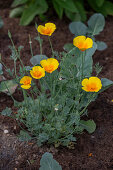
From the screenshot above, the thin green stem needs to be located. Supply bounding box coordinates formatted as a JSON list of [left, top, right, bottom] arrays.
[[79, 93, 95, 116], [50, 73, 53, 95], [29, 34, 33, 58], [14, 60, 17, 77], [42, 77, 50, 92], [8, 33, 19, 78], [19, 56, 25, 69], [52, 79, 56, 97], [64, 47, 76, 59], [0, 60, 9, 71], [22, 89, 28, 107], [81, 52, 85, 78], [8, 33, 26, 75], [40, 42, 42, 55], [54, 83, 62, 99], [9, 35, 18, 59], [48, 37, 54, 57], [38, 32, 43, 55]]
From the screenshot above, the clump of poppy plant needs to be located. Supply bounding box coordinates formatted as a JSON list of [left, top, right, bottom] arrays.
[[1, 21, 113, 148]]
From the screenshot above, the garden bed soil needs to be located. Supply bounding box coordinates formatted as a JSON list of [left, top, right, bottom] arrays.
[[0, 7, 113, 170]]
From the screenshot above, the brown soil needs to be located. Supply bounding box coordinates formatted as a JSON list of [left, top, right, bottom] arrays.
[[0, 4, 113, 170]]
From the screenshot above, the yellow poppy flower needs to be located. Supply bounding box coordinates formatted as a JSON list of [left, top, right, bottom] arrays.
[[30, 66, 45, 79], [40, 58, 59, 73], [20, 76, 32, 89], [82, 77, 102, 92], [37, 23, 56, 36], [73, 36, 93, 51]]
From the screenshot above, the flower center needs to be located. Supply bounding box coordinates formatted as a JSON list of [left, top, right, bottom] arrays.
[[44, 28, 52, 35], [78, 42, 88, 51], [24, 80, 30, 85], [45, 65, 54, 72], [87, 83, 97, 91], [33, 71, 42, 77]]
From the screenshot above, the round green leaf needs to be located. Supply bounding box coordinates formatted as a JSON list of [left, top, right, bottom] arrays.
[[30, 55, 48, 66], [96, 41, 107, 51], [80, 120, 96, 133], [87, 13, 105, 35], [69, 21, 87, 36]]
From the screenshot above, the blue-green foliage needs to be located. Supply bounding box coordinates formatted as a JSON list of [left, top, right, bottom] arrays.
[[18, 130, 32, 141], [0, 80, 18, 95], [1, 15, 113, 147], [1, 48, 112, 147], [80, 120, 96, 134], [30, 55, 48, 66], [68, 13, 107, 51], [1, 42, 113, 147], [1, 107, 12, 116], [40, 152, 62, 170]]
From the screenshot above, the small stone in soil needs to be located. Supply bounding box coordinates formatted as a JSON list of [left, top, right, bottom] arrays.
[[91, 135, 95, 139], [4, 129, 9, 134]]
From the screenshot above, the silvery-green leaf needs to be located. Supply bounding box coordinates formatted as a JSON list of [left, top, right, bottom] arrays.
[[75, 42, 97, 77], [0, 79, 18, 95], [63, 43, 76, 55], [69, 21, 87, 36], [18, 130, 32, 141], [99, 78, 113, 93], [80, 120, 96, 133], [18, 45, 24, 52], [34, 36, 43, 44], [83, 42, 97, 76], [87, 13, 105, 35], [1, 107, 12, 116], [30, 55, 48, 66], [96, 41, 107, 51], [39, 152, 62, 170], [24, 66, 32, 71]]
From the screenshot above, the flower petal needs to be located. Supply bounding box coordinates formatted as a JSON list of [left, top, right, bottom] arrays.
[[82, 78, 89, 87], [40, 58, 59, 73], [37, 23, 56, 36], [30, 66, 45, 79], [82, 77, 102, 92], [85, 38, 93, 48], [21, 84, 31, 89], [73, 36, 93, 51], [20, 76, 32, 84], [37, 25, 45, 34]]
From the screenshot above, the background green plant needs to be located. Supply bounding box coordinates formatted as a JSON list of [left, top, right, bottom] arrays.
[[10, 0, 113, 26]]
